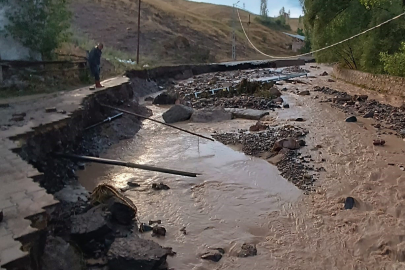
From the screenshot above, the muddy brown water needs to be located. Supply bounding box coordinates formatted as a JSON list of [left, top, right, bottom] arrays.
[[79, 105, 302, 270], [79, 65, 405, 269]]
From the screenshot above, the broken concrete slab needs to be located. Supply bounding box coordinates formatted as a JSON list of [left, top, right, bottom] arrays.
[[70, 206, 111, 241], [41, 236, 83, 270], [107, 234, 169, 270], [225, 108, 269, 120], [190, 108, 232, 123]]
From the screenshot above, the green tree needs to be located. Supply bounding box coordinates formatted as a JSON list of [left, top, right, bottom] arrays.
[[1, 0, 72, 59], [380, 42, 405, 77], [297, 28, 305, 36], [300, 0, 405, 73]]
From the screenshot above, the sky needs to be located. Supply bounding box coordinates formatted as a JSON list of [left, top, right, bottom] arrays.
[[189, 0, 303, 18]]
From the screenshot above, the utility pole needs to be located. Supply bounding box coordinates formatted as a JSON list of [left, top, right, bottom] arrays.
[[232, 1, 239, 61], [136, 0, 141, 65]]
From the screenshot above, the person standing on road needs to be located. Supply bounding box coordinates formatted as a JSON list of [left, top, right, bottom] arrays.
[[88, 43, 104, 88]]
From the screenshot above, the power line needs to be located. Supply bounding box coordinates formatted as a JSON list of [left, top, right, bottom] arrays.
[[236, 8, 405, 59]]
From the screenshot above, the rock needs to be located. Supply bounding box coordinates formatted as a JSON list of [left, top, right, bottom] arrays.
[[294, 118, 305, 122], [344, 197, 355, 209], [41, 236, 83, 270], [273, 138, 301, 151], [345, 116, 357, 122], [45, 107, 57, 113], [0, 211, 3, 222], [191, 108, 232, 123], [355, 95, 368, 102], [10, 115, 24, 122], [144, 96, 154, 102], [127, 182, 140, 187], [149, 220, 162, 225], [373, 139, 386, 146], [283, 103, 290, 108], [71, 207, 112, 242], [320, 71, 328, 76], [281, 87, 288, 91], [152, 226, 166, 237], [54, 184, 89, 203], [162, 105, 193, 123], [249, 121, 268, 132], [180, 227, 187, 235], [273, 97, 283, 103], [400, 129, 405, 136], [107, 234, 169, 270], [107, 197, 135, 225], [77, 163, 85, 170], [201, 251, 222, 262], [298, 90, 310, 96], [297, 140, 306, 146], [86, 257, 108, 267], [269, 87, 282, 97], [363, 111, 374, 118], [327, 79, 335, 82], [237, 243, 257, 257], [139, 223, 153, 233], [152, 183, 170, 190], [153, 93, 177, 105], [225, 108, 269, 120]]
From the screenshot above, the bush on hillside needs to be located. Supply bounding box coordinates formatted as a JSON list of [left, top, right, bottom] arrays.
[[0, 0, 72, 59], [254, 16, 291, 31]]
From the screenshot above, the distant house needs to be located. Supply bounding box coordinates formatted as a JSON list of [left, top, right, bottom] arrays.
[[283, 32, 305, 53], [0, 3, 41, 60]]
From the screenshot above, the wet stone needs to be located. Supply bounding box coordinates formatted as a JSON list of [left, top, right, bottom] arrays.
[[107, 234, 169, 270], [237, 243, 257, 257], [139, 223, 153, 233], [283, 103, 290, 108], [298, 90, 310, 96], [45, 107, 57, 113], [363, 111, 374, 118], [201, 251, 222, 262], [373, 139, 386, 146], [345, 116, 357, 122], [149, 220, 162, 225], [162, 104, 193, 123], [344, 197, 355, 209], [153, 92, 177, 105], [152, 183, 170, 190], [107, 197, 135, 225], [41, 236, 83, 270], [152, 226, 167, 237]]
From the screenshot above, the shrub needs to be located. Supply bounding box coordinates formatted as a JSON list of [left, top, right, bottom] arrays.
[[380, 42, 405, 77]]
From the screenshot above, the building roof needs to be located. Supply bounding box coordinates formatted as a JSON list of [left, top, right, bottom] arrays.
[[283, 32, 305, 41]]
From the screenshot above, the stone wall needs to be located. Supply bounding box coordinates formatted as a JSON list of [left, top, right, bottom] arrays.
[[333, 65, 405, 97]]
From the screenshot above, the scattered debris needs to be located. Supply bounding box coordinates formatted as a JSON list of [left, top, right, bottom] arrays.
[[320, 71, 329, 76], [327, 79, 335, 82], [149, 220, 162, 225], [152, 183, 170, 190], [363, 111, 374, 118], [345, 116, 357, 122], [237, 243, 257, 257], [249, 121, 268, 132], [298, 90, 310, 96], [283, 103, 290, 108], [152, 226, 167, 237], [139, 223, 153, 233], [344, 197, 355, 209], [373, 139, 386, 146], [180, 226, 187, 235], [45, 107, 57, 113]]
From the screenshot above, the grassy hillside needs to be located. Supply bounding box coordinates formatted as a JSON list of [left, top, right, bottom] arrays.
[[69, 0, 297, 67], [288, 18, 304, 33]]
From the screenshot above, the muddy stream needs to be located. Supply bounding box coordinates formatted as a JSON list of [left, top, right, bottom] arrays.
[[78, 68, 405, 269]]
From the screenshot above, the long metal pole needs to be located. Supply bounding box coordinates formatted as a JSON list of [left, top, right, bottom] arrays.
[[101, 105, 215, 142], [54, 153, 201, 177], [136, 0, 141, 65]]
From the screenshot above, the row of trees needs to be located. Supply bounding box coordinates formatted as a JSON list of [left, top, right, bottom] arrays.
[[0, 0, 72, 59], [300, 0, 405, 76]]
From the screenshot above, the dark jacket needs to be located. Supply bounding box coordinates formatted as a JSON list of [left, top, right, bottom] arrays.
[[88, 46, 102, 67]]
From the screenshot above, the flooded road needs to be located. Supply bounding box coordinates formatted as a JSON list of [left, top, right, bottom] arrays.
[[79, 106, 302, 270]]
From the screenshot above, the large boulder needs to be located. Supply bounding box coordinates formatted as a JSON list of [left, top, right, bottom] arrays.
[[269, 87, 282, 98], [162, 105, 193, 123], [225, 108, 269, 120], [191, 108, 232, 123], [107, 234, 169, 270], [153, 93, 177, 105]]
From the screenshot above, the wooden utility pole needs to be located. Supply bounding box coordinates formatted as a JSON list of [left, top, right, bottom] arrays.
[[136, 0, 141, 65]]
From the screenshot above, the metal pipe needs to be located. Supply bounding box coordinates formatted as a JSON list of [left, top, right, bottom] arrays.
[[101, 105, 215, 142], [84, 113, 123, 131], [54, 153, 201, 177]]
